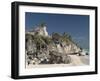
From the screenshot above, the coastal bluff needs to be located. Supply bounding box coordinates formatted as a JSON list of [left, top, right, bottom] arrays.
[[25, 24, 88, 67]]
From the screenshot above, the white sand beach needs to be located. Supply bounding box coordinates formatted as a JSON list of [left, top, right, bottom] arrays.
[[26, 55, 89, 69]]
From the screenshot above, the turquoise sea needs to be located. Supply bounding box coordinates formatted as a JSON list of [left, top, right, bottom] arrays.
[[84, 49, 89, 54]]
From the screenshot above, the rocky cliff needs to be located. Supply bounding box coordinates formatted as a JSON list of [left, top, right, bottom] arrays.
[[25, 24, 86, 66]]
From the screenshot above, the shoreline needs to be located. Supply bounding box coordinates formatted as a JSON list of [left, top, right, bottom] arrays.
[[26, 55, 89, 69]]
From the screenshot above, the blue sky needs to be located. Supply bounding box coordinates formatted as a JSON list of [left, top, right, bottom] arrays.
[[25, 12, 89, 49]]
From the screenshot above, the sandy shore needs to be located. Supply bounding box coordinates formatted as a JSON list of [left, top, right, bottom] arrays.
[[26, 55, 89, 69], [69, 55, 89, 66]]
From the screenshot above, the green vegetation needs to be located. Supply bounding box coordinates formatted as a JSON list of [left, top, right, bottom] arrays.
[[51, 32, 73, 45], [26, 23, 76, 50], [25, 24, 83, 65], [39, 22, 47, 27], [26, 33, 53, 51]]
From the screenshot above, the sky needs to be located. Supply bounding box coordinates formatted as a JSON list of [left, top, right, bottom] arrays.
[[25, 12, 89, 50]]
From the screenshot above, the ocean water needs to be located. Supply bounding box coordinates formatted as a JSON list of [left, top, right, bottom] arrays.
[[84, 49, 89, 54]]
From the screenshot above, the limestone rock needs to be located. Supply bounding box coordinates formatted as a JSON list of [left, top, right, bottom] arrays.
[[25, 24, 83, 65]]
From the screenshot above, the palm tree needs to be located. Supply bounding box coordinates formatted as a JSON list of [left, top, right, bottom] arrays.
[[52, 32, 61, 41], [42, 36, 52, 45], [61, 32, 72, 43], [39, 22, 46, 27], [63, 32, 72, 40]]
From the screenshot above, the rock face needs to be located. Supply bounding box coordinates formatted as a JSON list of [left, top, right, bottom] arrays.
[[26, 26, 48, 36], [34, 26, 48, 36], [25, 24, 85, 66], [38, 26, 48, 36]]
